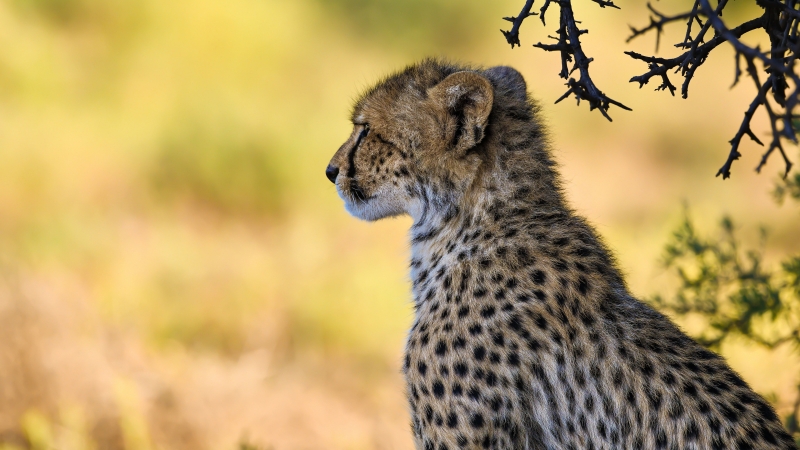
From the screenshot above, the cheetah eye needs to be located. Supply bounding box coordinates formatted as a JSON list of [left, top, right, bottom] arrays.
[[354, 124, 370, 147]]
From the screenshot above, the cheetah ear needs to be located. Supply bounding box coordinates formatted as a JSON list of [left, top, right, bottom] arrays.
[[484, 66, 527, 102], [427, 71, 494, 154]]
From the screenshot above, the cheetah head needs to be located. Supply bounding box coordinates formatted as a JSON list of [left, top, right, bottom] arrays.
[[326, 60, 528, 222]]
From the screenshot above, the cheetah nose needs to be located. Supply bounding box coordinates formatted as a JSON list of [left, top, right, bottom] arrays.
[[325, 164, 339, 184]]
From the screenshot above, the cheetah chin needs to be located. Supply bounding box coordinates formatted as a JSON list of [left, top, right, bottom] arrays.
[[326, 59, 797, 450]]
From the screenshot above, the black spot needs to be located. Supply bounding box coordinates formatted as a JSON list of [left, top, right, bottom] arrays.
[[554, 237, 569, 247], [597, 421, 607, 439], [574, 370, 586, 387], [669, 399, 685, 419], [492, 332, 505, 347], [453, 336, 466, 349], [647, 389, 662, 409], [760, 426, 777, 444], [508, 315, 523, 331], [468, 324, 482, 335], [625, 389, 636, 406], [639, 360, 654, 376], [684, 420, 699, 440], [531, 270, 547, 285], [577, 277, 590, 295], [612, 368, 623, 387], [447, 413, 458, 428], [532, 313, 548, 329], [709, 379, 729, 395], [480, 306, 496, 318], [578, 413, 587, 431], [435, 340, 447, 356], [655, 429, 667, 448], [727, 372, 748, 388], [432, 380, 445, 398], [454, 362, 468, 377], [470, 413, 485, 428], [418, 361, 428, 376], [720, 404, 738, 422], [683, 381, 698, 398], [473, 346, 486, 361]]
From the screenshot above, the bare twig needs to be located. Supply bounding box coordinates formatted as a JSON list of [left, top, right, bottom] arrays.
[[625, 0, 799, 179], [503, 0, 627, 120], [505, 0, 800, 179], [697, 0, 798, 178], [626, 16, 766, 99], [626, 3, 695, 52], [501, 0, 537, 48]]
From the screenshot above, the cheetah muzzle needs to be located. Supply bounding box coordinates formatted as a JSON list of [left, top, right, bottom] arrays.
[[326, 59, 797, 450]]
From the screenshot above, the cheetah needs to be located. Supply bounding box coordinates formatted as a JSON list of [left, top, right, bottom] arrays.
[[325, 59, 797, 449]]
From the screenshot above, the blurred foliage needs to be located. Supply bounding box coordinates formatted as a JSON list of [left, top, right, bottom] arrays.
[[313, 0, 487, 50], [148, 119, 288, 218], [10, 0, 143, 30], [774, 172, 800, 205], [653, 210, 800, 443]]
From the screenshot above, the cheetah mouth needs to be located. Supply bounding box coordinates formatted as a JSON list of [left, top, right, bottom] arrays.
[[349, 181, 370, 203], [337, 177, 373, 204]]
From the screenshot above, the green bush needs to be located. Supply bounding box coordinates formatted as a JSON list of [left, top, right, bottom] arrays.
[[653, 211, 800, 443]]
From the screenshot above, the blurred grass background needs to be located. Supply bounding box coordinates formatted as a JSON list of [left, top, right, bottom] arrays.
[[0, 0, 797, 448]]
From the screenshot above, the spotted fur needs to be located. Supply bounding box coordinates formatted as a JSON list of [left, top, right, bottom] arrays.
[[326, 59, 796, 450]]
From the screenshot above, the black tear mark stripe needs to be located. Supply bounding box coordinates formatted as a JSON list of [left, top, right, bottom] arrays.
[[347, 127, 369, 178]]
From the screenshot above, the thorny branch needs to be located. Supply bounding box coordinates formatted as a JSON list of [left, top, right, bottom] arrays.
[[626, 0, 800, 179], [504, 0, 800, 179], [501, 0, 537, 49], [501, 0, 629, 121], [626, 3, 696, 52]]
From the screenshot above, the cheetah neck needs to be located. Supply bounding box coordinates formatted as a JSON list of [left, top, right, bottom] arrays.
[[408, 184, 550, 306], [407, 155, 625, 312]]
